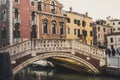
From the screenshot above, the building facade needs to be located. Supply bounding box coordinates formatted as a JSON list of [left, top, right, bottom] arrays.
[[65, 9, 93, 45], [93, 20, 112, 48], [0, 0, 66, 48], [106, 32, 120, 51], [106, 16, 120, 33], [38, 0, 66, 39]]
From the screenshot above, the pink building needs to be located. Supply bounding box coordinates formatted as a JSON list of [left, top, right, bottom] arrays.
[[0, 0, 39, 48]]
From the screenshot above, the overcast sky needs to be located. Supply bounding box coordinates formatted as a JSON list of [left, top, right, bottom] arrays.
[[58, 0, 120, 21]]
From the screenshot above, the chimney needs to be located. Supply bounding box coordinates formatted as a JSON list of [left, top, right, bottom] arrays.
[[70, 7, 72, 12], [85, 12, 88, 17]]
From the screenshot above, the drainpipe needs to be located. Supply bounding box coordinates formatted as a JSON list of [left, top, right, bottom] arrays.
[[9, 0, 13, 45]]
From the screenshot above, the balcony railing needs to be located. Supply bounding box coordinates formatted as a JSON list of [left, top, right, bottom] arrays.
[[14, 18, 20, 24], [31, 20, 37, 26]]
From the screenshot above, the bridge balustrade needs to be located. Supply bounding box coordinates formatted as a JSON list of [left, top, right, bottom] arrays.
[[0, 39, 105, 60]]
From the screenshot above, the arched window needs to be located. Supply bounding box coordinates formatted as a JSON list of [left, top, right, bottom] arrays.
[[43, 19, 48, 34], [1, 27, 7, 39], [51, 1, 55, 13], [1, 9, 6, 21], [31, 25, 37, 38], [31, 12, 35, 20], [14, 23, 20, 38], [15, 8, 19, 18], [38, 1, 42, 11], [60, 22, 64, 35], [52, 20, 56, 34]]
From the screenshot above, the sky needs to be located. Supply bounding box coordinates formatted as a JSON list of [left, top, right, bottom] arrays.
[[58, 0, 120, 21]]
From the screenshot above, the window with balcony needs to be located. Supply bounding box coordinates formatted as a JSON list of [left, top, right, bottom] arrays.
[[1, 9, 6, 21], [1, 27, 7, 39], [52, 21, 56, 34], [60, 22, 64, 35], [43, 19, 48, 34], [51, 1, 55, 13]]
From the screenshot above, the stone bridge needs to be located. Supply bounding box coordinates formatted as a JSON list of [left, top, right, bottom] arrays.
[[0, 39, 106, 74]]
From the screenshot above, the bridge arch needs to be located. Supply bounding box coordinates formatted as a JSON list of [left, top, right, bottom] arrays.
[[13, 52, 100, 75]]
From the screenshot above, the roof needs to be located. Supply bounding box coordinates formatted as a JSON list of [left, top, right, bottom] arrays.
[[65, 11, 92, 19]]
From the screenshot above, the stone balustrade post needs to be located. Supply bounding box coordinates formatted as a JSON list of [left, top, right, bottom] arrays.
[[106, 55, 110, 67], [118, 56, 120, 68]]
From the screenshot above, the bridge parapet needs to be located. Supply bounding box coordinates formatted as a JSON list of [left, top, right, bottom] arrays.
[[0, 39, 105, 60]]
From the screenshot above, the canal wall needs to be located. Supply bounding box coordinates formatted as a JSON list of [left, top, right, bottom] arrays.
[[0, 52, 13, 80], [105, 67, 120, 76]]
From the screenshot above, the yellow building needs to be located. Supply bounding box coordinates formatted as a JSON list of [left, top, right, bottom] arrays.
[[65, 8, 93, 45]]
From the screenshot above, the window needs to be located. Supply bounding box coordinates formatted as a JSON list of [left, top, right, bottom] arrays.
[[51, 1, 55, 13], [82, 21, 86, 27], [44, 4, 46, 10], [113, 23, 115, 25], [78, 29, 81, 37], [67, 18, 70, 23], [90, 23, 92, 27], [31, 25, 37, 38], [103, 28, 106, 32], [78, 20, 80, 26], [118, 22, 120, 24], [98, 34, 100, 38], [43, 19, 48, 34], [90, 31, 93, 36], [1, 9, 6, 21], [74, 19, 77, 24], [110, 38, 113, 43], [74, 29, 76, 35], [31, 12, 35, 20], [82, 30, 87, 37], [31, 1, 35, 6], [98, 27, 100, 31], [1, 27, 7, 39], [38, 1, 42, 11], [52, 21, 56, 34], [60, 22, 64, 35], [14, 23, 20, 38], [118, 27, 120, 30], [15, 8, 19, 18], [14, 0, 18, 3], [68, 28, 70, 34], [113, 28, 115, 31]]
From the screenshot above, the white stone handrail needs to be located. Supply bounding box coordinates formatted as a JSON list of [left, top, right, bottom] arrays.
[[0, 39, 105, 60]]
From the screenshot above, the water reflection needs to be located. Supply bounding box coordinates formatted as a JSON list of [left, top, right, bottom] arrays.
[[14, 65, 119, 80]]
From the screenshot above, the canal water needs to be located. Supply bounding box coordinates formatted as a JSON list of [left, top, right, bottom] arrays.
[[14, 65, 119, 80]]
